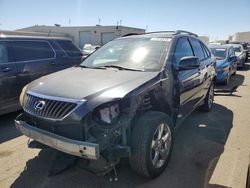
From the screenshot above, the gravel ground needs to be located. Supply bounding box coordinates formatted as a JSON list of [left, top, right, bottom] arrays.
[[0, 64, 250, 188]]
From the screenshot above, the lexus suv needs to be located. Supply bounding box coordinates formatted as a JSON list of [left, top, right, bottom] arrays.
[[15, 30, 216, 178]]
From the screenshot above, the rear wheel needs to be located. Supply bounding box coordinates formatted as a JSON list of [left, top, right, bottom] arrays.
[[130, 111, 174, 178], [199, 82, 214, 112], [222, 75, 230, 85]]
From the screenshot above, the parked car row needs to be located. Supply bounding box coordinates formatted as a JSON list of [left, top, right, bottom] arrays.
[[0, 35, 83, 115], [209, 42, 249, 85]]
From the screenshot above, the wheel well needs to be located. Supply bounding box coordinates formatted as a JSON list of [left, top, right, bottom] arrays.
[[140, 91, 172, 116]]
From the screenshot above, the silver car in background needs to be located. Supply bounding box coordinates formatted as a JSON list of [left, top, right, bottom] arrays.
[[226, 44, 247, 67]]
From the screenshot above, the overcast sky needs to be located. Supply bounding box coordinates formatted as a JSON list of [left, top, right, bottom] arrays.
[[0, 0, 250, 40]]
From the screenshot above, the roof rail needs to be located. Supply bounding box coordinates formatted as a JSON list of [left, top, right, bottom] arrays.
[[122, 33, 140, 37], [145, 31, 176, 35], [144, 30, 198, 37], [175, 30, 198, 37]]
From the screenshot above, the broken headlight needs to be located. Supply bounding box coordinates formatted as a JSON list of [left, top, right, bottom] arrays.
[[93, 101, 120, 125]]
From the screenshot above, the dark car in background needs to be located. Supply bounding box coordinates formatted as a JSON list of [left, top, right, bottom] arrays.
[[15, 30, 216, 178], [209, 45, 237, 85], [0, 35, 83, 115]]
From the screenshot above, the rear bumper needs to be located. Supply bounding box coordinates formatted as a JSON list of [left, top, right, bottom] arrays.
[[15, 117, 100, 160]]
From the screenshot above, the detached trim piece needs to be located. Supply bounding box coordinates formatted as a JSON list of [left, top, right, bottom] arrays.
[[15, 119, 99, 160]]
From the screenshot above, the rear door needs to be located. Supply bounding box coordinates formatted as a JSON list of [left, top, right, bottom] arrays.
[[0, 41, 19, 113], [53, 40, 82, 70], [174, 37, 201, 118], [190, 38, 211, 99], [11, 40, 56, 90]]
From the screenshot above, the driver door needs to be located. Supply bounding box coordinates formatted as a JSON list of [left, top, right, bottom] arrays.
[[174, 37, 201, 120], [0, 41, 19, 113]]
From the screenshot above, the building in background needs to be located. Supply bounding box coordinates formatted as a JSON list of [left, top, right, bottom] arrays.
[[16, 25, 145, 48], [209, 40, 228, 45], [198, 36, 209, 44], [230, 31, 250, 42]]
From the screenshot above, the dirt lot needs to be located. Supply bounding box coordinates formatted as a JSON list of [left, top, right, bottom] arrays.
[[0, 65, 250, 188]]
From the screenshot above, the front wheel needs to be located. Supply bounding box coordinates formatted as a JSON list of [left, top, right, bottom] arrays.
[[199, 82, 214, 112], [130, 111, 174, 178]]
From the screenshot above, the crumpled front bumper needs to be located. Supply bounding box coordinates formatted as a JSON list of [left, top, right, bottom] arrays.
[[15, 115, 100, 160]]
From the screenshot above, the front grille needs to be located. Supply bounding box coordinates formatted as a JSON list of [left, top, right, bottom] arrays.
[[24, 93, 77, 120]]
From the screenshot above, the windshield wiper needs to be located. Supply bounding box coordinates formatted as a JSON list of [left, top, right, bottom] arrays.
[[98, 65, 144, 72], [79, 65, 106, 69]]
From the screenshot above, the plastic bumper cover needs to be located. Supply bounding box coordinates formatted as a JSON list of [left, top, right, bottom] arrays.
[[15, 119, 100, 160]]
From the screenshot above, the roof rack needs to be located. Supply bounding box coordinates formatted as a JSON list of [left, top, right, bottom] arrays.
[[122, 33, 140, 37], [175, 30, 198, 37], [144, 30, 198, 37]]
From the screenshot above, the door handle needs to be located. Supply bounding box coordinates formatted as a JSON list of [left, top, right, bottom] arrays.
[[2, 67, 11, 72], [50, 62, 55, 65]]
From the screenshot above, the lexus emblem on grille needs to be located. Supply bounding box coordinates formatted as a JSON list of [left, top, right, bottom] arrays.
[[34, 100, 46, 111]]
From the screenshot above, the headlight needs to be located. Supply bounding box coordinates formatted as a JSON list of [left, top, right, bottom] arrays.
[[93, 102, 120, 125], [19, 85, 28, 107]]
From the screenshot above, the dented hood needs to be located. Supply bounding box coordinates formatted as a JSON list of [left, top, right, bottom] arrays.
[[27, 67, 159, 100]]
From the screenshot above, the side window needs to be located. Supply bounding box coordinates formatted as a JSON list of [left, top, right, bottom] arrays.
[[201, 43, 211, 59], [56, 40, 82, 57], [0, 42, 9, 64], [11, 41, 54, 62], [204, 45, 211, 57], [190, 38, 205, 60], [174, 37, 194, 64], [231, 48, 235, 56], [201, 45, 208, 59]]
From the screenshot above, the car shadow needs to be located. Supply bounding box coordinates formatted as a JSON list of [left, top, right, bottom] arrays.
[[0, 111, 22, 144], [214, 74, 245, 97], [10, 103, 233, 188], [238, 63, 250, 71]]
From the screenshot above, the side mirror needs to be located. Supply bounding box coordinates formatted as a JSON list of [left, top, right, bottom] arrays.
[[179, 56, 200, 71]]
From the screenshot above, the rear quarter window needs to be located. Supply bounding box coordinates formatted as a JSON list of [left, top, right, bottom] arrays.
[[190, 38, 205, 60], [56, 40, 82, 57], [11, 40, 54, 62]]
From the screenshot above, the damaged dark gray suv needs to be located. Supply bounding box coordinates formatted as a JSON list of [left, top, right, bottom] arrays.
[[15, 30, 216, 178]]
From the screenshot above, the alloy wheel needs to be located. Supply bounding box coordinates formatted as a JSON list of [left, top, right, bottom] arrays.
[[151, 123, 172, 168]]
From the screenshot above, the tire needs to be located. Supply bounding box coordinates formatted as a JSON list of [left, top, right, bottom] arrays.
[[199, 82, 214, 112], [222, 76, 229, 85], [129, 111, 174, 178]]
